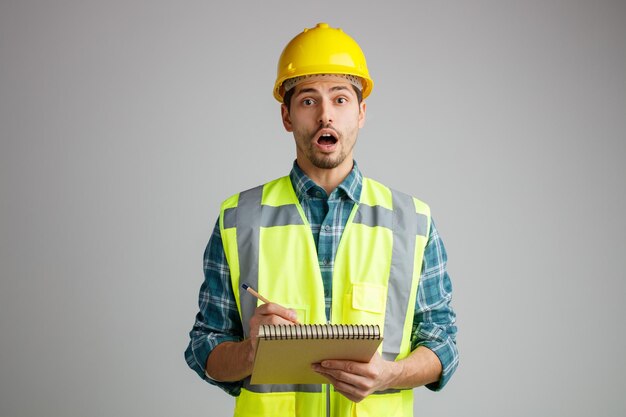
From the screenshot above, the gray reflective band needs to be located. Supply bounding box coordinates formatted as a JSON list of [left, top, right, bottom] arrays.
[[261, 204, 304, 227], [415, 212, 428, 237], [382, 190, 419, 361], [244, 379, 401, 394], [223, 207, 237, 229], [234, 188, 306, 337], [353, 204, 393, 229], [223, 205, 303, 230], [353, 202, 427, 238], [236, 186, 264, 338], [373, 388, 402, 395], [243, 379, 322, 393]]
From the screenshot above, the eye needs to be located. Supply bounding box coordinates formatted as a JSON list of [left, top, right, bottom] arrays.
[[302, 98, 315, 106], [336, 97, 348, 104]]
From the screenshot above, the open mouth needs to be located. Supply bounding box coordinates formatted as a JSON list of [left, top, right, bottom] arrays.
[[317, 132, 338, 146]]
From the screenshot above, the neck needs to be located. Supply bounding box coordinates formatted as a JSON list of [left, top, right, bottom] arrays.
[[296, 157, 353, 195]]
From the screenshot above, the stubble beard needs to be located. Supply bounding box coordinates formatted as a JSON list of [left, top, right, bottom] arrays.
[[296, 128, 357, 170], [307, 144, 347, 169]]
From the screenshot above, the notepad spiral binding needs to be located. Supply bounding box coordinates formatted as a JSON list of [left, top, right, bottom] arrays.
[[258, 324, 380, 340]]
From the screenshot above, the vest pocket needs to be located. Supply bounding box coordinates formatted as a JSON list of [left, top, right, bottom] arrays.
[[343, 283, 386, 326], [352, 283, 386, 313]]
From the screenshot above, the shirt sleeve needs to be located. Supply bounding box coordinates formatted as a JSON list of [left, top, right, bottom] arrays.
[[411, 219, 459, 391], [184, 218, 245, 396]]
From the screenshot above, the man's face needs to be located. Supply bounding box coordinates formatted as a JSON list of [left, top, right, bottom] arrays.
[[281, 80, 366, 173]]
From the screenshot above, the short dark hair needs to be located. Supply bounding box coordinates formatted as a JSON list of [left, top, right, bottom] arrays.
[[282, 84, 363, 112]]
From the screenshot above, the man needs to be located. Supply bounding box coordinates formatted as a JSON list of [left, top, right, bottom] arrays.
[[185, 23, 458, 416]]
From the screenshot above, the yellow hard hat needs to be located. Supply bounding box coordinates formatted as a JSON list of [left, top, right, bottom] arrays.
[[273, 23, 373, 102]]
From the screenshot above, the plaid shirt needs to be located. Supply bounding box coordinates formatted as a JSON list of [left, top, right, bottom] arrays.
[[185, 161, 458, 395]]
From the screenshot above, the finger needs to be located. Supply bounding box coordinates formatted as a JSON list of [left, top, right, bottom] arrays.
[[249, 304, 297, 340], [319, 360, 372, 378], [313, 363, 370, 389], [312, 368, 368, 402], [255, 303, 298, 322], [334, 387, 366, 403]]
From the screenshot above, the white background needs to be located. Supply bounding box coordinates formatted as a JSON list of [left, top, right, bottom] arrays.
[[1, 1, 625, 416]]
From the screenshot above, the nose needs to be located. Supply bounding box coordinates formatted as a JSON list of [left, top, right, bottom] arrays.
[[318, 99, 333, 125]]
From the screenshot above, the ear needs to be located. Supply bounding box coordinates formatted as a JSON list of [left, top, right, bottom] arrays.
[[281, 104, 293, 132], [358, 100, 367, 128]]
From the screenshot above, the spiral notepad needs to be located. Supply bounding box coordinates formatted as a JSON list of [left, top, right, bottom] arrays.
[[251, 324, 382, 385], [258, 324, 381, 340]]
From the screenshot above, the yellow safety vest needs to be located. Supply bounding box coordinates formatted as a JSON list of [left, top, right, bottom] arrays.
[[219, 176, 431, 417]]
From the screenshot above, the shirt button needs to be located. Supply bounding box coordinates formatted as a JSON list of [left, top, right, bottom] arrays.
[[323, 225, 331, 232], [315, 191, 323, 198], [322, 258, 329, 265]]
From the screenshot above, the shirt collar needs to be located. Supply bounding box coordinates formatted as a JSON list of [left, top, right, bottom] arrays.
[[289, 160, 362, 203]]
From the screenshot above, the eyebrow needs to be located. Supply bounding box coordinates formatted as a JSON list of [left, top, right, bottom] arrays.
[[295, 85, 351, 97]]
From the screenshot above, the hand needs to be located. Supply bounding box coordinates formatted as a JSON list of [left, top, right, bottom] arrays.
[[312, 352, 401, 402], [248, 302, 298, 354], [205, 303, 297, 382]]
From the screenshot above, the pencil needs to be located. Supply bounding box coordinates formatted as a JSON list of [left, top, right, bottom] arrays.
[[241, 283, 272, 304]]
